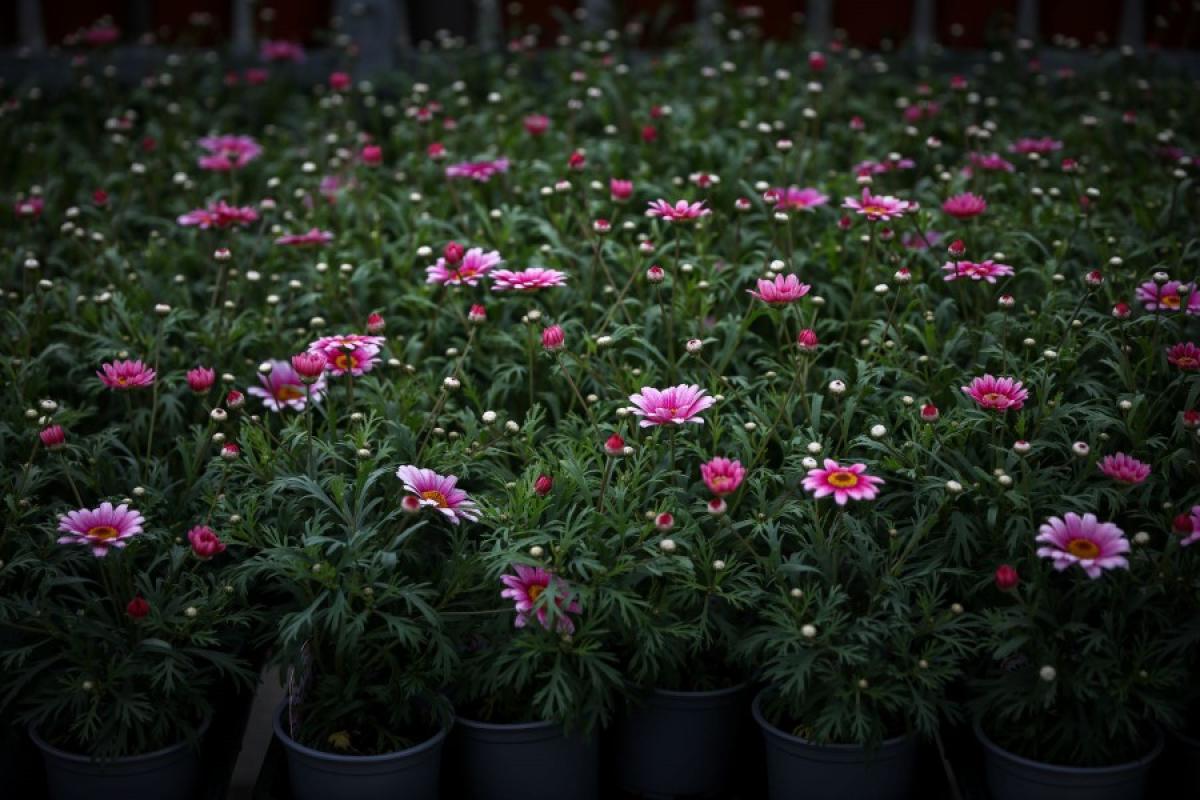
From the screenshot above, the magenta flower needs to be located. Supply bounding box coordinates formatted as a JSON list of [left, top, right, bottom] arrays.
[[748, 274, 812, 304], [500, 564, 581, 634], [1009, 136, 1063, 154], [902, 230, 943, 250], [802, 460, 885, 505], [853, 157, 915, 176], [523, 114, 550, 135], [700, 457, 746, 497], [425, 247, 503, 286], [1136, 280, 1197, 313], [962, 374, 1029, 411], [177, 201, 260, 229], [490, 267, 568, 292], [97, 359, 156, 390], [646, 198, 711, 223], [966, 152, 1016, 173], [57, 502, 145, 557], [610, 179, 634, 202], [307, 334, 386, 377], [629, 384, 716, 427], [1167, 342, 1200, 371], [772, 187, 829, 211], [187, 525, 226, 560], [941, 192, 988, 219], [1036, 513, 1129, 578], [395, 465, 480, 524], [842, 188, 913, 221], [445, 158, 510, 182], [187, 366, 216, 393], [259, 39, 305, 62], [1097, 453, 1151, 485], [197, 134, 262, 171], [1183, 506, 1200, 547], [248, 360, 325, 411], [941, 260, 1015, 283], [275, 228, 333, 247]]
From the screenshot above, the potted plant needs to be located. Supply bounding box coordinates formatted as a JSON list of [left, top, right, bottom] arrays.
[[970, 509, 1196, 800]]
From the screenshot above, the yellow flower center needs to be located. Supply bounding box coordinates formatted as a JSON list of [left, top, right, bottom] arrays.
[[1178, 356, 1198, 368], [334, 353, 355, 371], [827, 471, 859, 488], [276, 385, 304, 402], [528, 585, 544, 602], [983, 392, 1006, 405], [710, 476, 729, 489], [864, 204, 888, 215], [1066, 538, 1100, 559], [117, 377, 128, 385], [421, 490, 448, 508], [1162, 294, 1180, 309], [87, 525, 120, 540]]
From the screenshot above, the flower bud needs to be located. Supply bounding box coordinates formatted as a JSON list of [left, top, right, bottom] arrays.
[[994, 564, 1019, 591], [534, 474, 553, 496]]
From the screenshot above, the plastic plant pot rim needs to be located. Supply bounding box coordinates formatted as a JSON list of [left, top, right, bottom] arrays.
[[640, 682, 750, 700], [453, 715, 563, 733], [973, 718, 1165, 774], [29, 712, 211, 765], [751, 687, 914, 750], [273, 701, 451, 763]]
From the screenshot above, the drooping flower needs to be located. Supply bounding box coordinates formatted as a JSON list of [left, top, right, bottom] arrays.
[[842, 188, 913, 221], [490, 267, 568, 292], [629, 384, 716, 427], [962, 375, 1029, 411], [445, 157, 510, 182], [97, 359, 156, 390], [646, 198, 711, 223], [275, 228, 333, 247], [700, 457, 746, 497], [771, 187, 828, 211], [57, 502, 145, 557], [306, 334, 386, 377], [802, 460, 885, 505], [1136, 280, 1197, 313], [1097, 453, 1151, 485], [1036, 513, 1129, 578], [425, 247, 503, 286], [941, 260, 1015, 283], [500, 564, 581, 634], [941, 192, 988, 219], [247, 360, 326, 411], [395, 465, 480, 524], [197, 134, 262, 171], [1167, 342, 1200, 371], [177, 201, 260, 229], [187, 525, 226, 559], [748, 274, 812, 304]]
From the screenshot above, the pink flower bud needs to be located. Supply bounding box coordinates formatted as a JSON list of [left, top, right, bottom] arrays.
[[187, 366, 216, 393], [361, 145, 382, 166], [948, 239, 966, 256], [468, 304, 487, 324], [40, 424, 66, 450], [707, 498, 727, 516], [1085, 270, 1103, 287], [126, 596, 150, 619], [542, 325, 565, 351], [994, 564, 1019, 591], [366, 312, 386, 334], [568, 150, 586, 170], [401, 495, 422, 513], [221, 443, 240, 461], [225, 390, 245, 409], [187, 525, 226, 560], [604, 434, 625, 456], [444, 241, 465, 264], [646, 265, 665, 283], [796, 329, 819, 352], [1112, 302, 1131, 319], [920, 403, 940, 422], [655, 512, 675, 531], [329, 71, 351, 91], [291, 352, 327, 383], [534, 474, 553, 496]]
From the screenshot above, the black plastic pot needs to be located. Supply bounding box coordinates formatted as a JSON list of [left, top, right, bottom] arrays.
[[613, 683, 749, 798], [449, 716, 598, 800], [751, 689, 917, 800], [974, 719, 1164, 800], [273, 702, 448, 800], [29, 715, 210, 800]]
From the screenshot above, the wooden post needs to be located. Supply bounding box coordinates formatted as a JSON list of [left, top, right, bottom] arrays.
[[17, 0, 46, 51]]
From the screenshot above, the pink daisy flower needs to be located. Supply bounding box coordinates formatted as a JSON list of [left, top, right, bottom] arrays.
[[1036, 513, 1129, 578], [941, 260, 1015, 283], [197, 134, 262, 171], [610, 179, 634, 202], [748, 274, 812, 304], [1182, 506, 1200, 547], [445, 157, 510, 182], [1097, 453, 1151, 485], [646, 198, 712, 223], [97, 359, 156, 390], [247, 360, 325, 412], [307, 334, 386, 377], [500, 564, 581, 634], [802, 460, 885, 505], [490, 267, 568, 292], [425, 247, 503, 286], [1135, 280, 1197, 313], [177, 201, 260, 229], [842, 188, 913, 221], [853, 157, 915, 176], [941, 192, 988, 219], [700, 457, 746, 497], [1167, 342, 1200, 371], [275, 228, 333, 247], [962, 374, 1029, 411], [772, 187, 829, 211], [57, 502, 145, 557], [629, 384, 716, 427], [1009, 136, 1063, 155], [395, 465, 480, 524], [966, 152, 1016, 173]]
